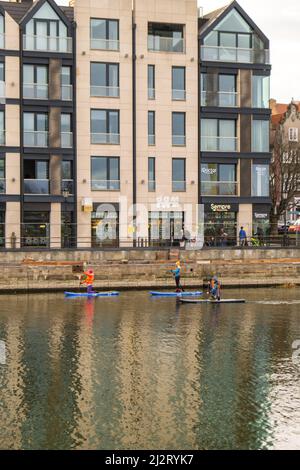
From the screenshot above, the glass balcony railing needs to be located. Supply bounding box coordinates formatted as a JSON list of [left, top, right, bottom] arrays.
[[90, 38, 119, 51], [148, 88, 155, 100], [24, 131, 48, 147], [172, 89, 186, 101], [24, 179, 49, 195], [201, 91, 238, 108], [0, 130, 5, 145], [90, 86, 120, 98], [0, 33, 5, 49], [23, 34, 72, 53], [91, 180, 120, 191], [201, 136, 238, 152], [148, 180, 156, 192], [172, 135, 186, 146], [0, 178, 5, 193], [148, 135, 156, 146], [61, 132, 73, 148], [148, 35, 185, 53], [201, 181, 238, 196], [23, 83, 48, 100], [172, 181, 186, 192], [61, 85, 72, 101], [0, 81, 5, 99], [201, 46, 270, 64], [91, 133, 120, 145], [62, 179, 74, 195]]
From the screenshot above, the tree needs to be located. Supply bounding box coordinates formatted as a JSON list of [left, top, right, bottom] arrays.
[[270, 124, 300, 234]]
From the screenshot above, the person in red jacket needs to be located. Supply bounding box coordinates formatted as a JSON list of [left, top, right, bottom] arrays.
[[80, 268, 95, 294]]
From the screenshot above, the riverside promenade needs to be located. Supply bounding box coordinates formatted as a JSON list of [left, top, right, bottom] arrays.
[[0, 248, 299, 292]]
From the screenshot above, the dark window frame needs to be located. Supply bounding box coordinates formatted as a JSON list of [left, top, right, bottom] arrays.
[[90, 62, 120, 87], [90, 18, 119, 41], [90, 109, 120, 135], [91, 156, 120, 191]]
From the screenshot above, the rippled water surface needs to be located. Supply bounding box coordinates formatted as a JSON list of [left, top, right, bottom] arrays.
[[0, 288, 300, 450]]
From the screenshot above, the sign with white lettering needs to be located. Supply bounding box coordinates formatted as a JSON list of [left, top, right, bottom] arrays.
[[210, 203, 232, 212]]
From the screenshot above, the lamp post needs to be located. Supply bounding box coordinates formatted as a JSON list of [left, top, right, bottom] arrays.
[[283, 193, 288, 247]]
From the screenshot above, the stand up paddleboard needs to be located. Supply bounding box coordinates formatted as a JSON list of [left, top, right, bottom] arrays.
[[150, 291, 203, 297], [64, 292, 120, 298], [179, 298, 246, 304]]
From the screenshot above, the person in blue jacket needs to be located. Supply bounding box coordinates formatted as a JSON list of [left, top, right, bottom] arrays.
[[171, 261, 184, 292]]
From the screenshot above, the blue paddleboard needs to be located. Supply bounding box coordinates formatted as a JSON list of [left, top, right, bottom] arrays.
[[150, 291, 203, 297], [64, 291, 120, 298]]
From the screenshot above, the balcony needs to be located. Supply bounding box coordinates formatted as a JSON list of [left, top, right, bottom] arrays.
[[172, 181, 186, 192], [0, 33, 5, 49], [91, 180, 120, 191], [90, 38, 119, 51], [201, 181, 238, 196], [62, 179, 74, 195], [24, 179, 49, 195], [23, 34, 72, 53], [148, 88, 155, 100], [201, 46, 270, 64], [148, 180, 156, 192], [61, 132, 73, 148], [23, 83, 48, 100], [0, 178, 5, 193], [201, 91, 238, 108], [90, 86, 120, 98], [148, 135, 156, 146], [0, 130, 5, 146], [91, 133, 120, 145], [172, 135, 186, 146], [24, 131, 48, 147], [148, 36, 185, 53], [61, 85, 72, 101], [201, 136, 238, 152], [172, 89, 186, 101]]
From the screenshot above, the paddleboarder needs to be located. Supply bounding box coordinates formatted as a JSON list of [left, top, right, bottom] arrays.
[[207, 275, 221, 301], [171, 261, 184, 293], [80, 268, 95, 294]]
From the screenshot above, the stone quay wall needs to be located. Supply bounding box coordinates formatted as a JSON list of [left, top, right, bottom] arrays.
[[0, 248, 299, 292]]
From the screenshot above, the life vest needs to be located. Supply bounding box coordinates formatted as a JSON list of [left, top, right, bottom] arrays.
[[83, 271, 94, 285]]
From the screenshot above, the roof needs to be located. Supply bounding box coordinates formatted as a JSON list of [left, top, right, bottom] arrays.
[[271, 101, 300, 126], [199, 2, 231, 35], [0, 0, 73, 24]]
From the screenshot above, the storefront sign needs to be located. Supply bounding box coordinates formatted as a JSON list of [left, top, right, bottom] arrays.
[[156, 196, 180, 210], [201, 167, 217, 175], [254, 213, 269, 220], [81, 198, 93, 213], [210, 203, 232, 212]]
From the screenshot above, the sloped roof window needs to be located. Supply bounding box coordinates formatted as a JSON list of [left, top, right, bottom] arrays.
[[215, 8, 252, 33]]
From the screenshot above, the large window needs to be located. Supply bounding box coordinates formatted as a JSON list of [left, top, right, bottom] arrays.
[[201, 118, 236, 152], [61, 66, 72, 100], [172, 158, 186, 192], [22, 211, 50, 248], [0, 62, 4, 98], [252, 75, 270, 108], [201, 73, 237, 107], [148, 157, 156, 191], [24, 112, 48, 147], [91, 62, 119, 97], [148, 65, 155, 100], [148, 111, 155, 145], [148, 22, 185, 53], [91, 109, 120, 144], [252, 120, 269, 152], [0, 111, 4, 145], [172, 67, 185, 101], [0, 15, 4, 49], [23, 65, 48, 99], [201, 163, 237, 195], [91, 157, 120, 191], [0, 156, 5, 193], [62, 160, 73, 195], [90, 19, 119, 50], [172, 112, 186, 146], [61, 114, 72, 148], [92, 204, 119, 248], [252, 164, 270, 197], [24, 160, 49, 195]]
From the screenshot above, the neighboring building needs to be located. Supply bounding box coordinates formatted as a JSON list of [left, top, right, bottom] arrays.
[[270, 99, 300, 223], [0, 0, 271, 249]]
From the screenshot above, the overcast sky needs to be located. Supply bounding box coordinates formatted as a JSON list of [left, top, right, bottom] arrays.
[[56, 0, 299, 103]]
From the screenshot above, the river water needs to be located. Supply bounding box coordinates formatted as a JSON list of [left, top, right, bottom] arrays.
[[0, 288, 299, 450]]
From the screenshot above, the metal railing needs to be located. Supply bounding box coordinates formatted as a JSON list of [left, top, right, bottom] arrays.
[[24, 179, 49, 195], [0, 178, 5, 193], [61, 132, 73, 148], [148, 88, 155, 100], [90, 86, 120, 98], [201, 136, 238, 152], [21, 223, 50, 248], [172, 181, 186, 192], [24, 131, 48, 147], [148, 180, 156, 192], [91, 180, 120, 191], [172, 135, 186, 146], [201, 46, 270, 64], [61, 85, 73, 101], [0, 130, 5, 146], [23, 34, 72, 53], [148, 35, 185, 53], [201, 91, 238, 108], [62, 179, 74, 195], [23, 83, 48, 100], [201, 181, 238, 196], [91, 133, 120, 144], [148, 135, 156, 146], [172, 89, 186, 101], [90, 38, 119, 51], [0, 33, 5, 49]]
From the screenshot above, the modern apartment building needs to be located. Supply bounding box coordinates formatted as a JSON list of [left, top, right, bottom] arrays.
[[0, 0, 271, 249]]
